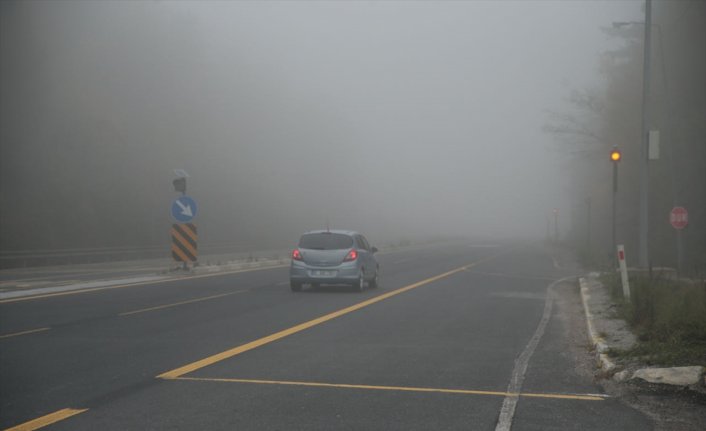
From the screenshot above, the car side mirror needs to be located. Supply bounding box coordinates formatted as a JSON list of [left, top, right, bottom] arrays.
[[371, 247, 378, 254]]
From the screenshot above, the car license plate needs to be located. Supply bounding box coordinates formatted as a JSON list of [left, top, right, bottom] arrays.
[[312, 270, 335, 277]]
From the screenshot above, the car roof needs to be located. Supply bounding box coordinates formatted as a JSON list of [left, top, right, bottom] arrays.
[[301, 229, 359, 237]]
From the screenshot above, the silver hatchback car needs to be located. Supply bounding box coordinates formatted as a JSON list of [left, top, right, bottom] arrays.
[[289, 230, 379, 292]]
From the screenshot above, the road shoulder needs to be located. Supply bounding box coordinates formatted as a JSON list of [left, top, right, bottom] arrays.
[[579, 273, 706, 430]]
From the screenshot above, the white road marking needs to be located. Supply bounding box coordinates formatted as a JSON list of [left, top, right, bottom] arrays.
[[119, 290, 247, 316], [494, 275, 576, 431]]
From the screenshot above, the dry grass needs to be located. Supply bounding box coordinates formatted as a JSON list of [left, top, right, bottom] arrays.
[[601, 272, 706, 367]]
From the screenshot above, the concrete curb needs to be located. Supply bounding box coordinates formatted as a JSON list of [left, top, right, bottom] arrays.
[[579, 275, 616, 372], [579, 273, 706, 390], [0, 275, 171, 300], [190, 258, 287, 275], [0, 260, 289, 301], [631, 366, 705, 387]]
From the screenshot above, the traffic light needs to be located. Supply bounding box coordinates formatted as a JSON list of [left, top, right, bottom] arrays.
[[172, 177, 186, 194], [610, 148, 622, 162]]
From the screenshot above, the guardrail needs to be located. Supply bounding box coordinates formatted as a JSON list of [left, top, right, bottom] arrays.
[[0, 243, 287, 269]]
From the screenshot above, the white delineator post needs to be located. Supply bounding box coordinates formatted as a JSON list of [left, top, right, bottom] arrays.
[[617, 244, 630, 300]]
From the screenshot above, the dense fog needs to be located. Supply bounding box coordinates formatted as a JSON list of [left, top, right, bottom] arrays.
[[1, 1, 645, 251]]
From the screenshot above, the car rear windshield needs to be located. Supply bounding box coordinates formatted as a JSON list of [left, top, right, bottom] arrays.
[[298, 233, 353, 250]]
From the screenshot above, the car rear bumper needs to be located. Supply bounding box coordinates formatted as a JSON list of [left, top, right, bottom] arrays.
[[289, 261, 359, 285]]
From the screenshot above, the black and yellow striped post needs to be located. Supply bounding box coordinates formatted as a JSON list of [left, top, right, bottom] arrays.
[[171, 223, 198, 267]]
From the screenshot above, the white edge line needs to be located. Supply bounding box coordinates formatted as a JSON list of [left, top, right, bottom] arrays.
[[494, 275, 575, 431]]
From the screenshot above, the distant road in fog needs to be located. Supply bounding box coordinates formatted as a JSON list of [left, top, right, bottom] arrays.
[[0, 241, 651, 430]]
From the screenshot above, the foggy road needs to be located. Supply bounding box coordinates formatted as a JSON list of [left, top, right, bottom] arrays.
[[0, 241, 651, 430], [2, 1, 704, 428]]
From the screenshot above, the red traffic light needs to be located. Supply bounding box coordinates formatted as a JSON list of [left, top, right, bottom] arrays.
[[610, 148, 622, 162]]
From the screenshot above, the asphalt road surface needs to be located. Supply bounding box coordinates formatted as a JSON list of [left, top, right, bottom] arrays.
[[0, 241, 652, 430]]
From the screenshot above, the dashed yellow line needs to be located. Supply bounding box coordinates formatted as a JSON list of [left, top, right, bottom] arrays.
[[119, 290, 248, 316], [172, 376, 607, 401], [3, 408, 88, 431], [0, 327, 51, 340], [158, 261, 482, 380]]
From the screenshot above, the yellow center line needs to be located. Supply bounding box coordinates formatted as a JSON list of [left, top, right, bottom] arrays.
[[0, 264, 288, 304], [119, 290, 248, 316], [157, 260, 489, 380], [172, 376, 607, 402], [0, 327, 51, 340], [3, 408, 88, 431]]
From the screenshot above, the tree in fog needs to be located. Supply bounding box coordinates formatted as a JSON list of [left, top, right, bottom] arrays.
[[547, 1, 706, 272]]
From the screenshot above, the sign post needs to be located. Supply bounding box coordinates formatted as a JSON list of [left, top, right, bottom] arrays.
[[617, 244, 630, 300], [171, 223, 198, 264], [170, 181, 198, 269], [170, 197, 198, 269], [670, 206, 688, 275]]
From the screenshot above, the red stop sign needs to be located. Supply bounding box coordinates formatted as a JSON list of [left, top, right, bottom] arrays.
[[670, 207, 688, 230]]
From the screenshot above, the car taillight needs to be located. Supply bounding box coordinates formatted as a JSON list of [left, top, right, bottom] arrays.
[[292, 249, 303, 261], [343, 249, 358, 262]]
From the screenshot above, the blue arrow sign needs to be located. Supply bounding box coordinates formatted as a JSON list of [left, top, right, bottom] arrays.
[[171, 196, 197, 223]]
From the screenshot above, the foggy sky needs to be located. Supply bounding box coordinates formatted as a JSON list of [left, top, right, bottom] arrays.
[[0, 0, 643, 250]]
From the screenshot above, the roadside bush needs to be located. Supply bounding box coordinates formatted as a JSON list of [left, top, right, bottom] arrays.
[[604, 272, 706, 366]]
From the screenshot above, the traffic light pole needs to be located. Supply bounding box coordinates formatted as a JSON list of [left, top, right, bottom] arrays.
[[612, 161, 618, 261], [585, 197, 591, 251], [610, 147, 621, 265]]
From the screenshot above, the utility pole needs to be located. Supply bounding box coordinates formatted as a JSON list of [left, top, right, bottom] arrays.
[[638, 0, 653, 268]]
